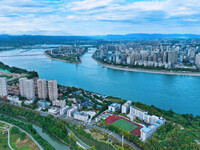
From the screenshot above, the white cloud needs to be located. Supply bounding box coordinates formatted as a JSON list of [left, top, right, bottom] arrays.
[[0, 0, 199, 35]]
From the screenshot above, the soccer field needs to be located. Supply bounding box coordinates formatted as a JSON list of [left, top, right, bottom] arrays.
[[112, 119, 138, 132]]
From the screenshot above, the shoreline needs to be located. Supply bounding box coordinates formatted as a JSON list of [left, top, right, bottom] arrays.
[[44, 52, 81, 65], [93, 58, 200, 77]]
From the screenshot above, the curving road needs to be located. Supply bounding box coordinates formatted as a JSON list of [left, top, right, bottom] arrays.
[[0, 120, 44, 150]]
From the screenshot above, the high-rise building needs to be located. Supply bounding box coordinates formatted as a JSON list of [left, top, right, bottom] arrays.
[[37, 79, 47, 99], [25, 79, 35, 100], [19, 78, 35, 99], [0, 77, 8, 97], [168, 51, 178, 64], [48, 80, 58, 101], [195, 53, 200, 67], [121, 101, 132, 114], [19, 78, 27, 97]]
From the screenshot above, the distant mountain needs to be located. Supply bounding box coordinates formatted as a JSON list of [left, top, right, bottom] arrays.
[[101, 33, 200, 39], [0, 34, 199, 47]]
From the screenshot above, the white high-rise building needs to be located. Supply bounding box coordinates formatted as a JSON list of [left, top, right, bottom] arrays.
[[195, 53, 200, 67], [25, 79, 35, 100], [168, 50, 178, 64], [19, 78, 27, 97], [37, 79, 47, 99], [130, 106, 148, 121], [48, 80, 58, 101], [19, 78, 35, 99], [121, 101, 132, 114], [0, 77, 8, 97]]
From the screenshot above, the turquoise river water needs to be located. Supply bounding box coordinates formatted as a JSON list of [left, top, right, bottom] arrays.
[[0, 48, 199, 115]]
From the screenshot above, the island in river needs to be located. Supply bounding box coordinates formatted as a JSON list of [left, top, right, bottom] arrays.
[[44, 45, 88, 64]]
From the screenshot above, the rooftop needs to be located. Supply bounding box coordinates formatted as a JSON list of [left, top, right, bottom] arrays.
[[110, 103, 119, 107], [141, 127, 151, 133]]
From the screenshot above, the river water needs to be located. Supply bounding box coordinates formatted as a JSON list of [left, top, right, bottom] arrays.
[[0, 48, 199, 115]]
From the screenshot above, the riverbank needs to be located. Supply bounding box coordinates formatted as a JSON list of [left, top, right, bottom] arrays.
[[44, 52, 82, 65], [93, 58, 200, 77]]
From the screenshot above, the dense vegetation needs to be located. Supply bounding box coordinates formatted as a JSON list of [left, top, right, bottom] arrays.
[[0, 61, 38, 78], [0, 115, 54, 150], [68, 124, 115, 150], [0, 103, 88, 150]]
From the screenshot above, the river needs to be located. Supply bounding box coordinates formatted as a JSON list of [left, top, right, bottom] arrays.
[[0, 48, 199, 115]]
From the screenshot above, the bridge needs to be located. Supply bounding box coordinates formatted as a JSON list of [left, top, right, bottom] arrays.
[[0, 54, 44, 57]]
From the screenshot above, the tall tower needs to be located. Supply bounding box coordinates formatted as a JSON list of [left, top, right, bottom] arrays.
[[0, 77, 8, 97], [19, 78, 35, 99], [48, 80, 58, 101], [37, 79, 47, 99], [25, 79, 35, 100], [19, 78, 27, 97]]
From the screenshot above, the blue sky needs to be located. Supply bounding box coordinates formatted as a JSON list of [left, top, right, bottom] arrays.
[[0, 0, 199, 35]]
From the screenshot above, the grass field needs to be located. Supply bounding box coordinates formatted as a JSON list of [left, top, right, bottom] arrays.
[[10, 127, 39, 150], [112, 119, 138, 132]]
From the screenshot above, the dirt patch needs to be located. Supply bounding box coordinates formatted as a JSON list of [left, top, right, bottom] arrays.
[[16, 138, 20, 144], [16, 139, 28, 148], [29, 142, 39, 150]]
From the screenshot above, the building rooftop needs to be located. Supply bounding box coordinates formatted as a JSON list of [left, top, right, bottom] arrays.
[[110, 103, 119, 107], [131, 106, 147, 113], [122, 101, 132, 106], [141, 127, 151, 133], [157, 120, 162, 124]]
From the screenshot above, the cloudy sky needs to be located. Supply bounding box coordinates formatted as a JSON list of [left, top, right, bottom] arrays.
[[0, 0, 199, 35]]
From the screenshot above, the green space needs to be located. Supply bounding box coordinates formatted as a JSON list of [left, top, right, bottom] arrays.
[[10, 127, 39, 150], [0, 75, 12, 79], [0, 128, 10, 150], [112, 119, 138, 132], [0, 69, 11, 73], [0, 113, 55, 150], [0, 61, 38, 79], [69, 124, 115, 150]]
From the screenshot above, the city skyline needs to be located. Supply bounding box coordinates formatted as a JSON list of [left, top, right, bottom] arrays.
[[0, 0, 200, 35]]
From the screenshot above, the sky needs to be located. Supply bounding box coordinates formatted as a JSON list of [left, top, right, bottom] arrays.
[[0, 0, 200, 35]]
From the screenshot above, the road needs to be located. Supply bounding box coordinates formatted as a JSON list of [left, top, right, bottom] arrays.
[[0, 120, 44, 150], [59, 115, 141, 150], [0, 123, 14, 150], [68, 128, 91, 149]]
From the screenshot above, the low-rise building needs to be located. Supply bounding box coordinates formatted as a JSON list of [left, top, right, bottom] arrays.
[[52, 100, 66, 107], [67, 107, 77, 117], [48, 107, 59, 115], [37, 100, 51, 108], [141, 118, 165, 141], [7, 95, 22, 105], [73, 112, 89, 122], [121, 101, 132, 114], [108, 103, 121, 112], [60, 106, 70, 115]]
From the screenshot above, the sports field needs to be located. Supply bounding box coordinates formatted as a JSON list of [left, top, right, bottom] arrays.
[[112, 119, 138, 132]]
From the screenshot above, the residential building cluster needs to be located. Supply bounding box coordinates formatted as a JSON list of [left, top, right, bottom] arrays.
[[93, 41, 200, 69], [0, 76, 92, 122]]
